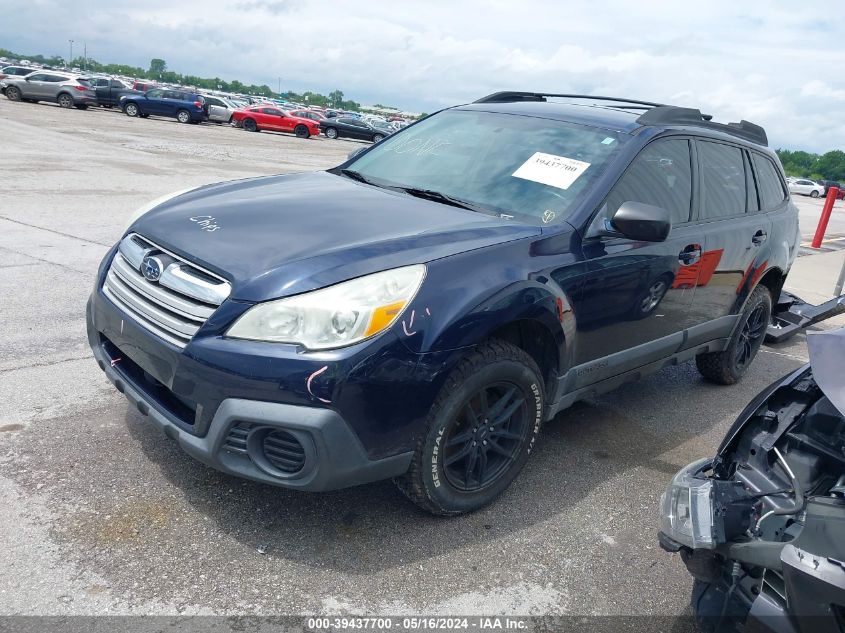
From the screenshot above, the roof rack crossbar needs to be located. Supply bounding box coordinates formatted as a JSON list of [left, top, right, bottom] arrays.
[[473, 92, 665, 108]]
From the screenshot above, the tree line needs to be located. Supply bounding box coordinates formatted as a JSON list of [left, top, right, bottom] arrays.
[[776, 149, 845, 182], [0, 48, 365, 111]]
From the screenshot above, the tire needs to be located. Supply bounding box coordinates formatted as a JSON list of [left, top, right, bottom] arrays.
[[124, 102, 139, 117], [395, 339, 544, 515], [810, 190, 820, 198], [696, 284, 771, 385], [630, 274, 672, 319], [243, 118, 258, 132], [57, 93, 73, 109], [373, 133, 384, 143], [5, 86, 21, 101], [176, 109, 191, 124], [324, 127, 338, 139], [294, 124, 310, 139]]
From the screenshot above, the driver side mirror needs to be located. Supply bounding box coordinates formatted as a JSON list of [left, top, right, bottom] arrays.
[[604, 201, 671, 242]]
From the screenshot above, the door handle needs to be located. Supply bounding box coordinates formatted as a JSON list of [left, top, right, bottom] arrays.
[[679, 245, 702, 266], [752, 230, 768, 246]]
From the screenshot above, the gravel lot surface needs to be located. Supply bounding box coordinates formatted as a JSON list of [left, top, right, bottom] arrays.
[[0, 99, 841, 619]]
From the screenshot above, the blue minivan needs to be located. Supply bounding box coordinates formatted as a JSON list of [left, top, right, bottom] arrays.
[[87, 92, 799, 514], [120, 88, 207, 124]]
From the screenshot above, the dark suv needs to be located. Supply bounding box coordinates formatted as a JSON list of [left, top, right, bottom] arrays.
[[86, 92, 799, 515], [120, 88, 207, 124]]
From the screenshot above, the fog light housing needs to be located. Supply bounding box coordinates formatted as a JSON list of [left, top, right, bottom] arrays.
[[659, 458, 716, 549]]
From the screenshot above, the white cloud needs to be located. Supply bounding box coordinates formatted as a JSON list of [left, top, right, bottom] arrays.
[[1, 0, 844, 151]]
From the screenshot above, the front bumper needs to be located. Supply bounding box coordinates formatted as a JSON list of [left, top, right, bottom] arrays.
[[87, 288, 416, 491]]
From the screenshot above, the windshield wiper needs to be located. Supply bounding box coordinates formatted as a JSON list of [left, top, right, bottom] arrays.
[[397, 187, 488, 213], [339, 169, 378, 186]]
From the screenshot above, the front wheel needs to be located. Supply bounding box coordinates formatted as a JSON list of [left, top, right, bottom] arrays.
[[696, 284, 771, 385], [294, 124, 310, 139], [5, 86, 21, 101], [176, 109, 191, 124], [372, 133, 384, 143], [395, 340, 544, 515], [124, 102, 139, 117], [57, 93, 73, 109]]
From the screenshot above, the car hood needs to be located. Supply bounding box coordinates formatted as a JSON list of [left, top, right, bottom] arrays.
[[131, 171, 541, 302]]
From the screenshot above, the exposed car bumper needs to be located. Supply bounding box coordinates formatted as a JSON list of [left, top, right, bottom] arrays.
[[87, 292, 413, 490]]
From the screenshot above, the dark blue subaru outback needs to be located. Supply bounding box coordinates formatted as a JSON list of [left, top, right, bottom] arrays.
[[87, 92, 799, 514]]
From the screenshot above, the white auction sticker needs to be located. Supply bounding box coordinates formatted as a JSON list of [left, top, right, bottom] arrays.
[[512, 152, 591, 190]]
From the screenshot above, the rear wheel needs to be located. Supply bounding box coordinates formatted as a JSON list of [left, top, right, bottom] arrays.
[[810, 190, 820, 198], [57, 93, 74, 109], [243, 118, 258, 132], [324, 126, 338, 139], [176, 109, 191, 124], [124, 102, 139, 117], [396, 340, 544, 515], [373, 133, 385, 143], [5, 86, 21, 102], [696, 285, 771, 385], [294, 124, 310, 139]]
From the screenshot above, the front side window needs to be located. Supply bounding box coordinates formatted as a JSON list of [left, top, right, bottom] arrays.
[[698, 141, 747, 219], [346, 109, 626, 224], [146, 89, 163, 98], [604, 138, 692, 225], [26, 73, 46, 81], [752, 154, 787, 210]]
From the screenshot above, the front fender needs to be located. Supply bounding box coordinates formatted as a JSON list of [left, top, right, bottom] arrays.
[[391, 241, 581, 377]]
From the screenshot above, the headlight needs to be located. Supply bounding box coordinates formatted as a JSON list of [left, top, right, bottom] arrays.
[[123, 186, 201, 233], [227, 265, 426, 350], [658, 458, 715, 549]]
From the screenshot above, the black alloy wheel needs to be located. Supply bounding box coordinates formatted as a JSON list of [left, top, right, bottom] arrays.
[[441, 382, 530, 492]]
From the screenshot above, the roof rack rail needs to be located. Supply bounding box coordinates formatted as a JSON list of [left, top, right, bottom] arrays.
[[636, 106, 768, 146], [474, 92, 665, 108], [473, 92, 769, 146]]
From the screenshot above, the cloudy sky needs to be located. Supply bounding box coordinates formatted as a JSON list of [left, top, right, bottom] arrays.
[[2, 0, 844, 151]]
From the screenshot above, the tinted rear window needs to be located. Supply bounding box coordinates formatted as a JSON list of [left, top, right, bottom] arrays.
[[699, 141, 747, 219]]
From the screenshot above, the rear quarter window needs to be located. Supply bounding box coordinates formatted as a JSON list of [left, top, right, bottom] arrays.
[[751, 154, 787, 210]]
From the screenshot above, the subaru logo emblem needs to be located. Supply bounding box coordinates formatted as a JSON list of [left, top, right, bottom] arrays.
[[141, 255, 163, 282]]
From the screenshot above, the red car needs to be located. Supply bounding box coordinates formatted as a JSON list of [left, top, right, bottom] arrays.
[[232, 105, 320, 138]]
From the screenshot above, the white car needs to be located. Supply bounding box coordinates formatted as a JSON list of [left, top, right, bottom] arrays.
[[201, 95, 238, 123], [788, 178, 825, 198]]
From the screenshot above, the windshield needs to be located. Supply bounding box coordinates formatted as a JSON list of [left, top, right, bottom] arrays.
[[345, 109, 626, 224]]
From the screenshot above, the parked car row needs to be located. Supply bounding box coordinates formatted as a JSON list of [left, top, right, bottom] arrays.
[[786, 176, 845, 199], [1, 66, 405, 144]]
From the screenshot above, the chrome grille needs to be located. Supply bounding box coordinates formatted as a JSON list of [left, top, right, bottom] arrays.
[[102, 234, 231, 348]]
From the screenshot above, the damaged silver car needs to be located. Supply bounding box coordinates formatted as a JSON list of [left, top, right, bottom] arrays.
[[659, 328, 845, 632]]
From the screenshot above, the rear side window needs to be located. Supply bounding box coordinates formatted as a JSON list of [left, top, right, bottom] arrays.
[[698, 141, 747, 219], [606, 138, 693, 225], [752, 154, 787, 210]]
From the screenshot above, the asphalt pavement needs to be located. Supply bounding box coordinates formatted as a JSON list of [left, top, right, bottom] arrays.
[[1, 99, 844, 619]]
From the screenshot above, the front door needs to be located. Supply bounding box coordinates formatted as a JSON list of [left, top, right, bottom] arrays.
[[570, 137, 703, 386]]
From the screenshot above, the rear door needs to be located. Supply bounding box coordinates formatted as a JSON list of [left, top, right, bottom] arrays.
[[686, 139, 772, 339], [572, 137, 704, 380]]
